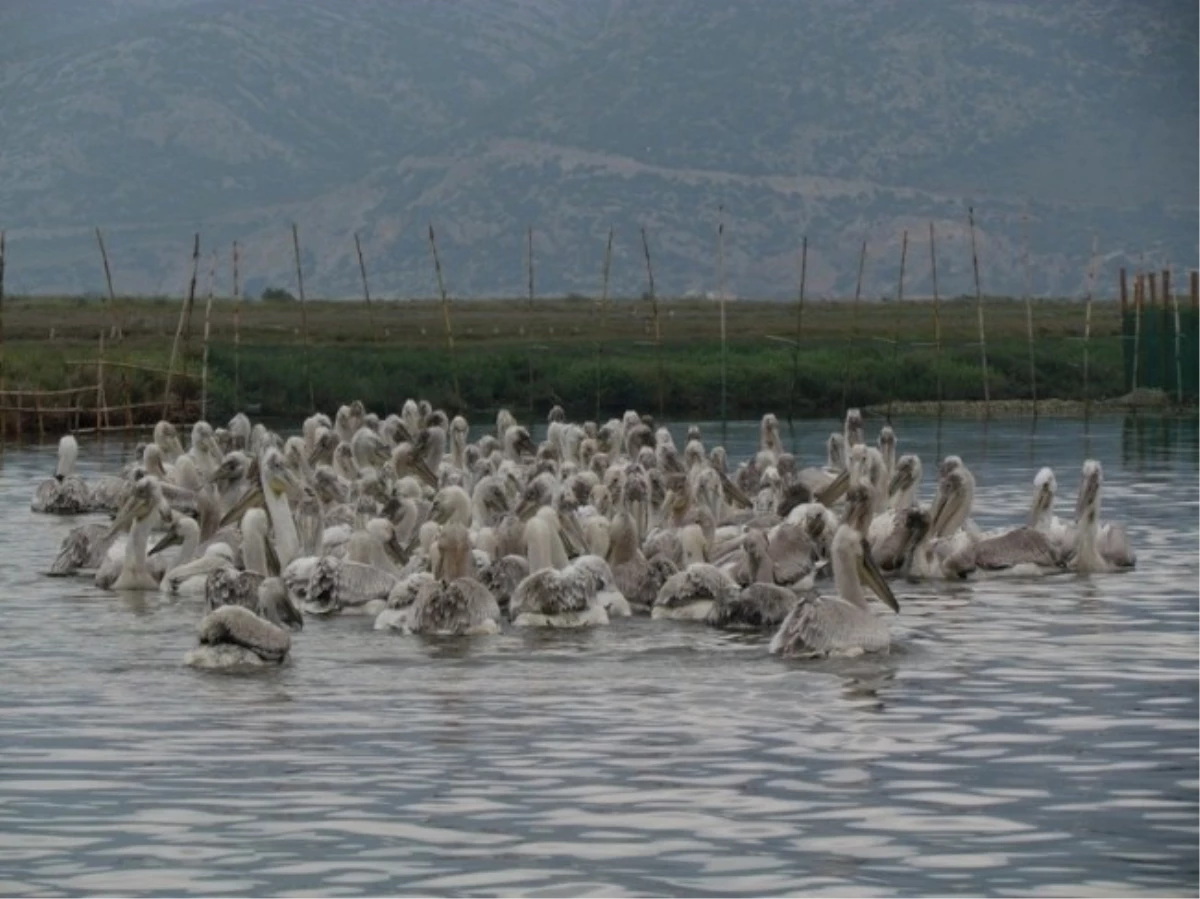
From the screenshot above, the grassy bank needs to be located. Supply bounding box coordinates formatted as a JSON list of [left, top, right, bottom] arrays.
[[0, 294, 1128, 427]]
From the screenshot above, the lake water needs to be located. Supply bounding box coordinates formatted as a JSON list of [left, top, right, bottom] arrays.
[[0, 416, 1196, 897]]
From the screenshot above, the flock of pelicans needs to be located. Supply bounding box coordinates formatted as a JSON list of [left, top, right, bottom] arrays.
[[35, 402, 1135, 669]]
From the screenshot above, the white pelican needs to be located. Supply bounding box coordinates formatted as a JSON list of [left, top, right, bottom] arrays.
[[651, 563, 740, 621], [769, 493, 900, 658], [32, 436, 92, 514]]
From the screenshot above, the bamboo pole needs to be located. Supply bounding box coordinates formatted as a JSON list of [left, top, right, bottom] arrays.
[[96, 331, 105, 430], [1022, 210, 1037, 417], [526, 225, 535, 418], [1082, 235, 1099, 418], [840, 238, 868, 412], [353, 232, 376, 337], [163, 233, 200, 420], [886, 229, 908, 424], [232, 240, 241, 411], [716, 205, 728, 428], [640, 227, 664, 418], [594, 227, 613, 421], [200, 250, 216, 422], [1131, 271, 1143, 391], [427, 224, 461, 409], [929, 221, 943, 415], [94, 227, 122, 340], [787, 234, 808, 428], [1191, 270, 1198, 309], [967, 206, 990, 418], [291, 223, 314, 411], [1169, 266, 1183, 404]]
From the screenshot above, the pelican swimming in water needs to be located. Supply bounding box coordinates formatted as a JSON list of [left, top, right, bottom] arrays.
[[769, 487, 900, 658], [1070, 460, 1136, 573], [32, 436, 93, 515], [405, 524, 502, 636], [100, 477, 171, 591], [184, 578, 303, 669]]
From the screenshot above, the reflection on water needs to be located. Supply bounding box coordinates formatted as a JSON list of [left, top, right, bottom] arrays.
[[0, 417, 1195, 897]]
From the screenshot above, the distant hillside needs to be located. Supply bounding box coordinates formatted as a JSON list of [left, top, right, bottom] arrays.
[[1, 0, 1195, 300]]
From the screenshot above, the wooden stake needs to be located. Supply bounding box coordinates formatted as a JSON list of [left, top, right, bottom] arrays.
[[1022, 210, 1037, 417], [1119, 267, 1128, 315], [291, 223, 314, 411], [164, 233, 200, 420], [427, 225, 461, 409], [232, 240, 241, 411], [354, 231, 376, 337], [886, 229, 908, 424], [1169, 266, 1183, 404], [1191, 270, 1198, 309], [595, 227, 613, 421], [717, 205, 728, 427], [640, 227, 664, 418], [94, 227, 122, 340], [526, 225, 535, 418], [967, 206, 990, 418], [788, 234, 808, 427], [1082, 235, 1099, 417], [201, 250, 216, 422], [841, 238, 868, 412], [1132, 271, 1143, 391], [929, 221, 943, 415]]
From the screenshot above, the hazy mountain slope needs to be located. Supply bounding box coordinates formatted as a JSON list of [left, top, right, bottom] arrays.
[[0, 0, 1194, 300]]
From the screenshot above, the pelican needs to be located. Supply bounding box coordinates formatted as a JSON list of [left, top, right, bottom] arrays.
[[32, 435, 92, 514], [651, 563, 740, 621], [184, 579, 302, 669], [1071, 460, 1136, 573], [49, 521, 121, 575], [509, 559, 611, 628], [405, 524, 502, 635], [769, 489, 900, 658], [103, 477, 170, 591]]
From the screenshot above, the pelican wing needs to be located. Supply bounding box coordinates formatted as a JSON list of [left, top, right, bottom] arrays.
[[205, 568, 264, 612], [769, 595, 889, 657], [196, 605, 291, 663], [89, 476, 129, 514], [511, 568, 593, 617], [654, 564, 739, 611], [478, 555, 529, 610], [330, 559, 399, 609], [49, 522, 112, 575], [708, 582, 799, 629], [407, 578, 500, 634], [973, 526, 1064, 570]]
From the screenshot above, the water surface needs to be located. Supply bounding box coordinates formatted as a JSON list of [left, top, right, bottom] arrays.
[[1, 416, 1196, 897]]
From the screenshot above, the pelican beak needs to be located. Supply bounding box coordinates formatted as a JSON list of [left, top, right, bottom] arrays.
[[559, 513, 587, 557], [264, 536, 281, 577], [929, 481, 961, 537], [1074, 475, 1099, 523], [858, 540, 900, 612], [267, 464, 301, 501], [1027, 483, 1054, 527], [220, 485, 265, 528], [149, 521, 183, 556], [888, 467, 912, 499], [517, 433, 537, 457], [816, 468, 850, 506], [720, 470, 752, 509], [516, 495, 540, 521], [430, 499, 448, 525]]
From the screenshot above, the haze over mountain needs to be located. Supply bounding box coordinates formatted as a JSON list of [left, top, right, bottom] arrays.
[[2, 0, 1196, 301]]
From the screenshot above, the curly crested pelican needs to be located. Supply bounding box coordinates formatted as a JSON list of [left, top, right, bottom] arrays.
[[651, 563, 740, 621], [103, 477, 170, 591], [405, 524, 502, 636], [1071, 460, 1136, 572], [770, 487, 899, 658], [185, 578, 302, 669], [32, 435, 92, 515]]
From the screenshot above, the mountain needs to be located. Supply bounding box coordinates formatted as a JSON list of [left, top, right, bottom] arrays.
[[1, 0, 1195, 301]]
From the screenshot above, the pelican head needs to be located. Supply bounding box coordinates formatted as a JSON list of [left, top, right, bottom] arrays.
[[760, 413, 782, 457], [149, 514, 199, 557], [227, 412, 252, 451], [843, 485, 874, 534], [888, 454, 923, 506], [257, 577, 304, 631], [833, 521, 900, 613], [844, 409, 864, 448], [434, 523, 474, 581], [827, 432, 846, 471], [262, 448, 299, 500], [430, 485, 471, 526], [154, 419, 183, 461], [1029, 466, 1058, 527], [930, 459, 975, 537], [108, 476, 168, 538], [54, 434, 79, 481], [1074, 460, 1102, 526]]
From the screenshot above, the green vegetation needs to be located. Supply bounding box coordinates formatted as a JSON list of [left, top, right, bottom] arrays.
[[0, 294, 1133, 429]]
